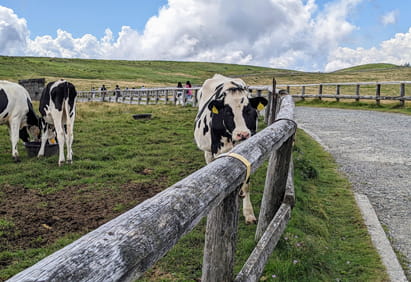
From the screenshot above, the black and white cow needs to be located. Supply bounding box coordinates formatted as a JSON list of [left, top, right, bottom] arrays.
[[0, 80, 40, 162], [194, 74, 268, 224], [38, 79, 77, 166]]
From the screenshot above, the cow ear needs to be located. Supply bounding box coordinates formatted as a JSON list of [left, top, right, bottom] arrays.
[[208, 100, 224, 114], [249, 97, 268, 111]]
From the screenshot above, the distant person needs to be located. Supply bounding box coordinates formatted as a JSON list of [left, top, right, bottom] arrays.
[[176, 82, 183, 105], [101, 84, 107, 101], [114, 85, 121, 100], [185, 81, 192, 101]]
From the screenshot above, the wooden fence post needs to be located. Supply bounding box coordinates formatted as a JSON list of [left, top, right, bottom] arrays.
[[356, 84, 360, 102], [146, 90, 150, 105], [202, 188, 240, 282], [400, 83, 405, 107], [376, 84, 381, 105], [301, 86, 305, 101], [155, 90, 160, 104], [336, 85, 340, 102], [318, 84, 323, 100], [255, 136, 294, 241], [267, 78, 280, 125]]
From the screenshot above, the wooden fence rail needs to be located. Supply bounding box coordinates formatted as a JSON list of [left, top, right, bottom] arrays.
[[282, 81, 411, 106], [9, 90, 296, 281], [77, 81, 410, 108]]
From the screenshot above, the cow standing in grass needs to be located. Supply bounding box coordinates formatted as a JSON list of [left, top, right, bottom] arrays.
[[0, 80, 40, 162], [194, 74, 268, 224], [38, 79, 77, 166]]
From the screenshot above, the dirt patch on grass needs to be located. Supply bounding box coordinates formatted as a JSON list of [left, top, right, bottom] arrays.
[[0, 182, 164, 253]]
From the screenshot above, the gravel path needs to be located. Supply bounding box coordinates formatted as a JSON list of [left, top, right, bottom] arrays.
[[295, 107, 411, 277]]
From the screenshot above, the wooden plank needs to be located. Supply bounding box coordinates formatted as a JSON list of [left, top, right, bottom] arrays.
[[356, 84, 361, 102], [318, 84, 323, 100], [283, 159, 295, 207], [255, 136, 293, 241], [8, 104, 296, 282], [376, 84, 381, 105], [400, 83, 405, 106], [267, 78, 280, 125], [235, 203, 292, 282], [202, 188, 240, 282]]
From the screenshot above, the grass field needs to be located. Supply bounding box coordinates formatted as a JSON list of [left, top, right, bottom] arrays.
[[0, 57, 407, 280]]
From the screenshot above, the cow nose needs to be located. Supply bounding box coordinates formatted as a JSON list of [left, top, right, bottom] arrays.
[[237, 132, 250, 140]]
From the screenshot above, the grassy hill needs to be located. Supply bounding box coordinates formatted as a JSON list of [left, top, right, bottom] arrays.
[[1, 56, 410, 90]]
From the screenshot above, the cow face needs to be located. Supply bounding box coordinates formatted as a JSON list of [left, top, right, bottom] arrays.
[[208, 95, 268, 143]]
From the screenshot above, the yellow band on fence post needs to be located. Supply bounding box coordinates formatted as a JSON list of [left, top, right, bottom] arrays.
[[218, 152, 251, 183]]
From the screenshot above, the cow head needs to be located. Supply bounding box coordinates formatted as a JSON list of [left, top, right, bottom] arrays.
[[39, 117, 57, 144], [208, 93, 267, 143]]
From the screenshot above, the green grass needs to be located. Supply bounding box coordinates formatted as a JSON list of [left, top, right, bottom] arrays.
[[0, 56, 283, 88]]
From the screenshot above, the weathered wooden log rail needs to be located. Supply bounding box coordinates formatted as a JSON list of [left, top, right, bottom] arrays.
[[8, 87, 296, 281]]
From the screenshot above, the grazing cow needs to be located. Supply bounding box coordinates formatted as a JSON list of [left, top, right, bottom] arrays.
[[194, 74, 268, 224], [0, 80, 40, 162], [38, 79, 77, 166]]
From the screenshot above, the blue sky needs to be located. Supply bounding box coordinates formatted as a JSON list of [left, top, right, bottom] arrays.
[[1, 0, 410, 72]]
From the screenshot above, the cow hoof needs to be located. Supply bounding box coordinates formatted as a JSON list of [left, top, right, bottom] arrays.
[[245, 216, 257, 225], [13, 156, 21, 163], [67, 160, 72, 165], [58, 162, 64, 167]]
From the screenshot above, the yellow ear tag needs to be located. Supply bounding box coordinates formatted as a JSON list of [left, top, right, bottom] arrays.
[[212, 105, 219, 114], [50, 138, 56, 144], [257, 103, 265, 111]]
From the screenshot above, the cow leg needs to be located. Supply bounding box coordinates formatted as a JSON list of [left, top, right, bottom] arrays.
[[52, 111, 66, 166], [38, 125, 49, 157], [242, 183, 257, 224], [65, 107, 75, 164], [9, 119, 21, 162]]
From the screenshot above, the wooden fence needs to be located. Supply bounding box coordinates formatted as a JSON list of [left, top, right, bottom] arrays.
[[283, 81, 411, 106], [77, 81, 410, 107], [8, 84, 297, 281], [76, 86, 273, 107]]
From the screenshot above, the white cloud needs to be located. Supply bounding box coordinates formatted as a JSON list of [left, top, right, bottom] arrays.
[[1, 1, 410, 72], [0, 6, 29, 55], [381, 10, 398, 26], [325, 27, 411, 71]]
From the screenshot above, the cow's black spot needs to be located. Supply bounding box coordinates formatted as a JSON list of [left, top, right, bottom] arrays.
[[39, 83, 51, 116], [0, 89, 8, 115], [19, 127, 30, 142], [203, 116, 209, 135], [210, 104, 235, 155], [26, 98, 39, 127]]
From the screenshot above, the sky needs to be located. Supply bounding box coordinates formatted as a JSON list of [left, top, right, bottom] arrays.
[[0, 0, 410, 72]]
